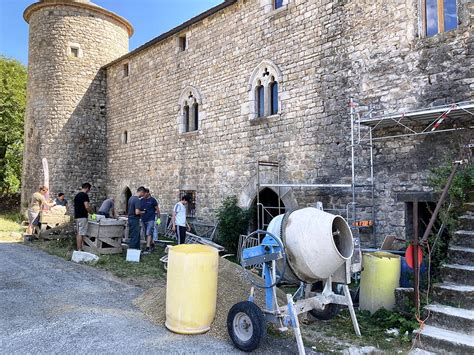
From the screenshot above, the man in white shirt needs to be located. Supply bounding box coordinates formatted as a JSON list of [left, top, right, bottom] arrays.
[[172, 195, 191, 244]]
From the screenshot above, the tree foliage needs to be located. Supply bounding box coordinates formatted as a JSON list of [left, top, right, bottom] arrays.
[[0, 56, 27, 194], [216, 196, 251, 254]]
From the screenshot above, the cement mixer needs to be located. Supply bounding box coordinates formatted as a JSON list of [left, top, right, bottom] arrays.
[[227, 207, 360, 354]]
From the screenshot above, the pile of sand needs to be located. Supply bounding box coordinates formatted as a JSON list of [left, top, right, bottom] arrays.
[[133, 257, 287, 339]]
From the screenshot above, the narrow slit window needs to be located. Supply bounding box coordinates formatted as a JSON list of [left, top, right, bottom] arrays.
[[121, 131, 128, 144], [123, 63, 129, 77], [256, 83, 265, 118], [270, 81, 278, 115]]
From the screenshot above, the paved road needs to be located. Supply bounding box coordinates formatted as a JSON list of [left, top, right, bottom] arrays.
[[0, 243, 299, 354]]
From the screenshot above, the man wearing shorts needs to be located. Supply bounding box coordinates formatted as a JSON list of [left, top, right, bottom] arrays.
[[172, 195, 191, 244], [74, 183, 93, 251], [141, 188, 160, 254]]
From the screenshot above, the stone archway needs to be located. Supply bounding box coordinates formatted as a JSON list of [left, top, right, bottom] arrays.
[[238, 174, 298, 211], [120, 186, 132, 214]]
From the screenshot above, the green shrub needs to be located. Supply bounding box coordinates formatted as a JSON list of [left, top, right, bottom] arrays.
[[426, 161, 473, 279], [216, 196, 251, 254]]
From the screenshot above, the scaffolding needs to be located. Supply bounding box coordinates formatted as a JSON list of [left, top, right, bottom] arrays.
[[256, 99, 474, 246]]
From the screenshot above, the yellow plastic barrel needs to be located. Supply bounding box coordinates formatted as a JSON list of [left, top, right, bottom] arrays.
[[359, 252, 401, 313], [165, 244, 218, 334]]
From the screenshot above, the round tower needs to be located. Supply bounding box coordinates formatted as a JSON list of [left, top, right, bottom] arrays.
[[22, 0, 133, 208]]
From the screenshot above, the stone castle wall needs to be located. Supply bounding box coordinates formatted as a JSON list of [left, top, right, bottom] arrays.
[[21, 2, 130, 207], [104, 0, 472, 244]]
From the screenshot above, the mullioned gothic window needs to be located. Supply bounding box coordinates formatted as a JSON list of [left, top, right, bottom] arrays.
[[178, 86, 204, 134], [422, 0, 458, 37], [247, 60, 283, 120]]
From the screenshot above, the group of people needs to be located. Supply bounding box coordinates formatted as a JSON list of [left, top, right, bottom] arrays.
[[26, 186, 68, 235], [126, 186, 191, 254], [126, 186, 160, 254], [28, 183, 193, 254]]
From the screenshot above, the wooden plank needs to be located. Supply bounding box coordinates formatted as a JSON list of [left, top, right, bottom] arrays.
[[421, 0, 427, 36], [83, 236, 97, 249], [437, 0, 444, 33], [82, 245, 99, 255], [98, 237, 122, 248]]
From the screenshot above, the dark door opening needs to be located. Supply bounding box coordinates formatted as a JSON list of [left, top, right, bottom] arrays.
[[123, 187, 132, 214], [252, 188, 286, 230]]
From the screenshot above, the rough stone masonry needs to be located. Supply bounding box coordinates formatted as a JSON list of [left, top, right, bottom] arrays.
[[22, 0, 473, 246]]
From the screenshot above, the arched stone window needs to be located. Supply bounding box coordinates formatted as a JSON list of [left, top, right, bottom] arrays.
[[178, 86, 204, 134], [247, 60, 283, 120]]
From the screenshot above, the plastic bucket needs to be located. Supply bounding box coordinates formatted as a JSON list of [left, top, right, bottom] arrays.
[[165, 244, 218, 334], [359, 252, 401, 313]]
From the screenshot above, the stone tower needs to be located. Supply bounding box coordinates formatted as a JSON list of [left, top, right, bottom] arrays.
[[21, 0, 132, 207]]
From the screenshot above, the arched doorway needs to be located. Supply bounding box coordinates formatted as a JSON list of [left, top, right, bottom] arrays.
[[251, 188, 286, 230], [121, 186, 132, 214]]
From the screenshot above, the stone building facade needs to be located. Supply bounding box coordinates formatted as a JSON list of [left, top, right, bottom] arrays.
[[22, 0, 473, 245]]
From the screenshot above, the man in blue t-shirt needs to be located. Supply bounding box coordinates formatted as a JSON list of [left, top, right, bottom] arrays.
[[127, 186, 146, 250], [141, 188, 160, 254]]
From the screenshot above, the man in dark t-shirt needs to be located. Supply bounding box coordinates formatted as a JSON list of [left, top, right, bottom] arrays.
[[74, 183, 93, 251], [141, 188, 160, 254], [128, 186, 146, 250]]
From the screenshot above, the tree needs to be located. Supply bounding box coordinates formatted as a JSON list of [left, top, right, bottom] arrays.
[[0, 56, 27, 194]]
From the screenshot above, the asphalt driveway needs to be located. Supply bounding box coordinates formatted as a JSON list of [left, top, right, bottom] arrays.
[[0, 243, 245, 354]]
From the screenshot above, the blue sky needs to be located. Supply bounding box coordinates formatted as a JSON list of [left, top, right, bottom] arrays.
[[0, 0, 222, 65]]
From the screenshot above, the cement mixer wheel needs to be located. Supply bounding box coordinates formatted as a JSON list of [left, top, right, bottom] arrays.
[[227, 301, 265, 352], [309, 283, 343, 320]]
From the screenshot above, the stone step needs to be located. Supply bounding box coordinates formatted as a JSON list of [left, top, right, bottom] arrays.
[[413, 325, 474, 354], [432, 283, 474, 309], [458, 215, 474, 230], [441, 264, 474, 286], [463, 202, 474, 213], [452, 230, 474, 248], [424, 304, 474, 335], [448, 246, 474, 266]]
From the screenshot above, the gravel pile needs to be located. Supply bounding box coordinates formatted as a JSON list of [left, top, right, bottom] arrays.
[[134, 257, 287, 340]]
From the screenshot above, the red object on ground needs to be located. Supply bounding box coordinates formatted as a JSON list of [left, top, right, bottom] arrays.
[[405, 244, 423, 269]]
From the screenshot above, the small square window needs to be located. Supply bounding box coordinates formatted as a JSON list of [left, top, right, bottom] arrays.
[[123, 63, 129, 77], [70, 47, 79, 57], [274, 0, 284, 9], [179, 35, 187, 51]]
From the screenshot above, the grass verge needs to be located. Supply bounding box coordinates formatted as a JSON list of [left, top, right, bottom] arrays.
[[302, 308, 416, 353], [28, 236, 167, 284]]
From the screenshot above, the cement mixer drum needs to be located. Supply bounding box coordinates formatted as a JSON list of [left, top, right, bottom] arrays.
[[267, 207, 354, 283]]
